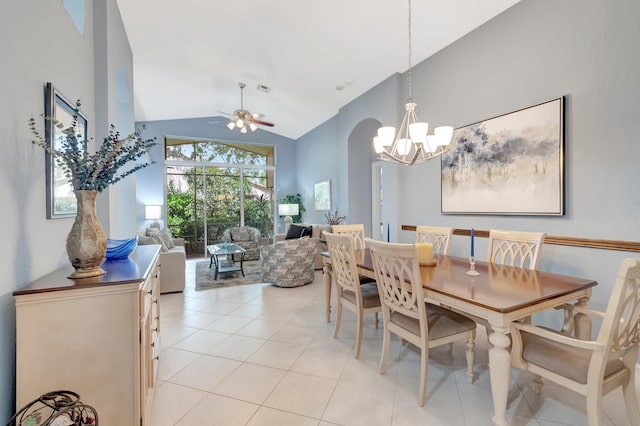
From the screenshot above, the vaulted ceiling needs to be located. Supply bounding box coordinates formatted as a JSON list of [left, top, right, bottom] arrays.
[[117, 0, 521, 140]]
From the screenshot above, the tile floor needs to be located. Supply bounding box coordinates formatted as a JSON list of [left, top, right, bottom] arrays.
[[151, 257, 639, 425]]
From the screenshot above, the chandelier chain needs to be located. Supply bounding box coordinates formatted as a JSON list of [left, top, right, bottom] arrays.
[[407, 0, 413, 100]]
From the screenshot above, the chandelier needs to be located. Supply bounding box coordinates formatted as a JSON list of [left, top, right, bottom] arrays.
[[372, 0, 453, 165]]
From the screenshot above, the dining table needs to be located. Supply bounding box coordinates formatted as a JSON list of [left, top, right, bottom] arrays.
[[321, 250, 597, 426]]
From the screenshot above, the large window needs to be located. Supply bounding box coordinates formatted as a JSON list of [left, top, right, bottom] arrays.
[[165, 138, 275, 253]]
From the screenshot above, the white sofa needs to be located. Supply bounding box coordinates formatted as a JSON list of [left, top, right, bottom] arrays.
[[137, 230, 186, 293]]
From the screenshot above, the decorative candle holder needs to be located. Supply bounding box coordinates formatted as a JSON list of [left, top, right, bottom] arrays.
[[466, 256, 480, 276]]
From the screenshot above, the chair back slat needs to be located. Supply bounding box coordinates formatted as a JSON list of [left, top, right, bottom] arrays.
[[415, 225, 453, 255], [332, 224, 366, 250], [602, 259, 640, 353], [325, 232, 360, 294], [488, 229, 546, 270], [367, 240, 423, 320]]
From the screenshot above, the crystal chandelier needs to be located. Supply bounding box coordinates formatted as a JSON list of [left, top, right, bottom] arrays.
[[373, 0, 453, 165]]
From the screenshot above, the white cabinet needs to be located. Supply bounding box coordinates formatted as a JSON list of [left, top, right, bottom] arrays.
[[14, 245, 161, 426]]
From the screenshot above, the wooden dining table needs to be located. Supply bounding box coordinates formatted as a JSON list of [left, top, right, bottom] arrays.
[[321, 250, 597, 426]]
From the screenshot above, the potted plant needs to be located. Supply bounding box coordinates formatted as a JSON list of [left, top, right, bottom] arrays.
[[29, 100, 157, 278]]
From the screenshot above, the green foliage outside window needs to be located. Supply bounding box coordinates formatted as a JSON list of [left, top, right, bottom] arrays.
[[165, 139, 275, 249]]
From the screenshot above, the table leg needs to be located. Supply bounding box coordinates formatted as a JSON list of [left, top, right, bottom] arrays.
[[240, 252, 245, 277], [488, 325, 511, 426], [214, 255, 219, 280], [323, 262, 332, 323]]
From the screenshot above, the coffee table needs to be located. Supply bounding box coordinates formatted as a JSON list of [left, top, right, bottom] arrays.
[[207, 243, 246, 280]]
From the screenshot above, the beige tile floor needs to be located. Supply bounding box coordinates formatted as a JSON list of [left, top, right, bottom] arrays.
[[151, 257, 640, 426]]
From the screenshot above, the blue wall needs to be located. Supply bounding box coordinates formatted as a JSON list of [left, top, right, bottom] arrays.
[[134, 117, 297, 230], [0, 0, 136, 422], [294, 0, 640, 322]]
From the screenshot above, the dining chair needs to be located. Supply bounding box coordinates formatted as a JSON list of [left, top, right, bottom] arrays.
[[331, 224, 366, 249], [365, 238, 476, 407], [325, 232, 381, 358], [510, 258, 640, 426], [330, 223, 379, 323], [415, 225, 454, 255], [488, 229, 546, 270]]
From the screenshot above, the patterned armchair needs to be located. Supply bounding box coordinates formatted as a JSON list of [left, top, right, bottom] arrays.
[[261, 237, 318, 287], [222, 226, 261, 261]]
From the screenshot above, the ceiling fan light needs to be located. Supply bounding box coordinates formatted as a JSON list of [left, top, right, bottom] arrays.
[[249, 122, 258, 132], [236, 119, 244, 128], [227, 121, 236, 130], [240, 126, 248, 134]]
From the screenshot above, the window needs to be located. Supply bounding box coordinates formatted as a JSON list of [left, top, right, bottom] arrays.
[[165, 138, 275, 253]]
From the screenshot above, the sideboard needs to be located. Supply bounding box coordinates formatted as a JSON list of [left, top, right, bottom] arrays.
[[13, 245, 161, 426]]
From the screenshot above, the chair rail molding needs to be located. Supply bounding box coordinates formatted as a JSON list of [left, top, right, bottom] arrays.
[[401, 226, 640, 253]]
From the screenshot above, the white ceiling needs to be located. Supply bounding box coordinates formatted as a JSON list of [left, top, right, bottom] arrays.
[[116, 0, 521, 140]]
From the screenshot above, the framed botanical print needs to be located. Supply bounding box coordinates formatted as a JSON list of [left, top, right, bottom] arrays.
[[314, 180, 331, 211]]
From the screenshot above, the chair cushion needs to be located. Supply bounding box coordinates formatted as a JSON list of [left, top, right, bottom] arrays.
[[342, 283, 381, 308], [521, 329, 624, 384], [390, 303, 476, 340]]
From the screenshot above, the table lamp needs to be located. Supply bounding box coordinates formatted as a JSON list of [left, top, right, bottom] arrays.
[[278, 203, 299, 233], [145, 205, 162, 229]]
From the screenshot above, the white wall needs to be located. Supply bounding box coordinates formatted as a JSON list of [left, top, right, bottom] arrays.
[[0, 1, 135, 421]]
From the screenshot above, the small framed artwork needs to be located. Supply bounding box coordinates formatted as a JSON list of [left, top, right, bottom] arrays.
[[314, 180, 331, 211], [44, 82, 88, 219], [441, 97, 564, 215]]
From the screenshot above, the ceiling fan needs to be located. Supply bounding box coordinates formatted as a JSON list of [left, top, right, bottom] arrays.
[[217, 82, 274, 133]]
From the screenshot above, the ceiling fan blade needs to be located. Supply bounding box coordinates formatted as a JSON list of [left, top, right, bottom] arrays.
[[216, 110, 234, 117], [251, 112, 265, 119], [253, 119, 274, 127]]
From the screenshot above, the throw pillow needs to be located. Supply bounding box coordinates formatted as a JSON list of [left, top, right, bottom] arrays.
[[301, 225, 313, 238], [285, 224, 307, 240], [159, 228, 175, 249], [148, 232, 169, 252], [137, 233, 156, 245]]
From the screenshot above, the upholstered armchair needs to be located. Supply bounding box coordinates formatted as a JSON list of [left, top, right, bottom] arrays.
[[222, 226, 261, 261], [261, 237, 318, 287]]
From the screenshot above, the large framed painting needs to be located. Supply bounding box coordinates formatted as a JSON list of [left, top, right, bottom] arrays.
[[314, 180, 331, 211], [44, 82, 87, 219], [441, 97, 564, 215]]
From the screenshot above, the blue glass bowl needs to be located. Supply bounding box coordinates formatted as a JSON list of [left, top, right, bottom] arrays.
[[105, 236, 138, 260]]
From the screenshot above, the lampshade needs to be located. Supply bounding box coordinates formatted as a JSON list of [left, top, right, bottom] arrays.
[[278, 204, 299, 216], [145, 205, 162, 220]]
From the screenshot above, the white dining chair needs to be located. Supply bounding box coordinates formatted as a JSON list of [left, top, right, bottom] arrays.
[[366, 238, 476, 407], [510, 258, 640, 426], [325, 232, 381, 358], [488, 229, 546, 270], [415, 225, 454, 255], [331, 224, 366, 249]]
